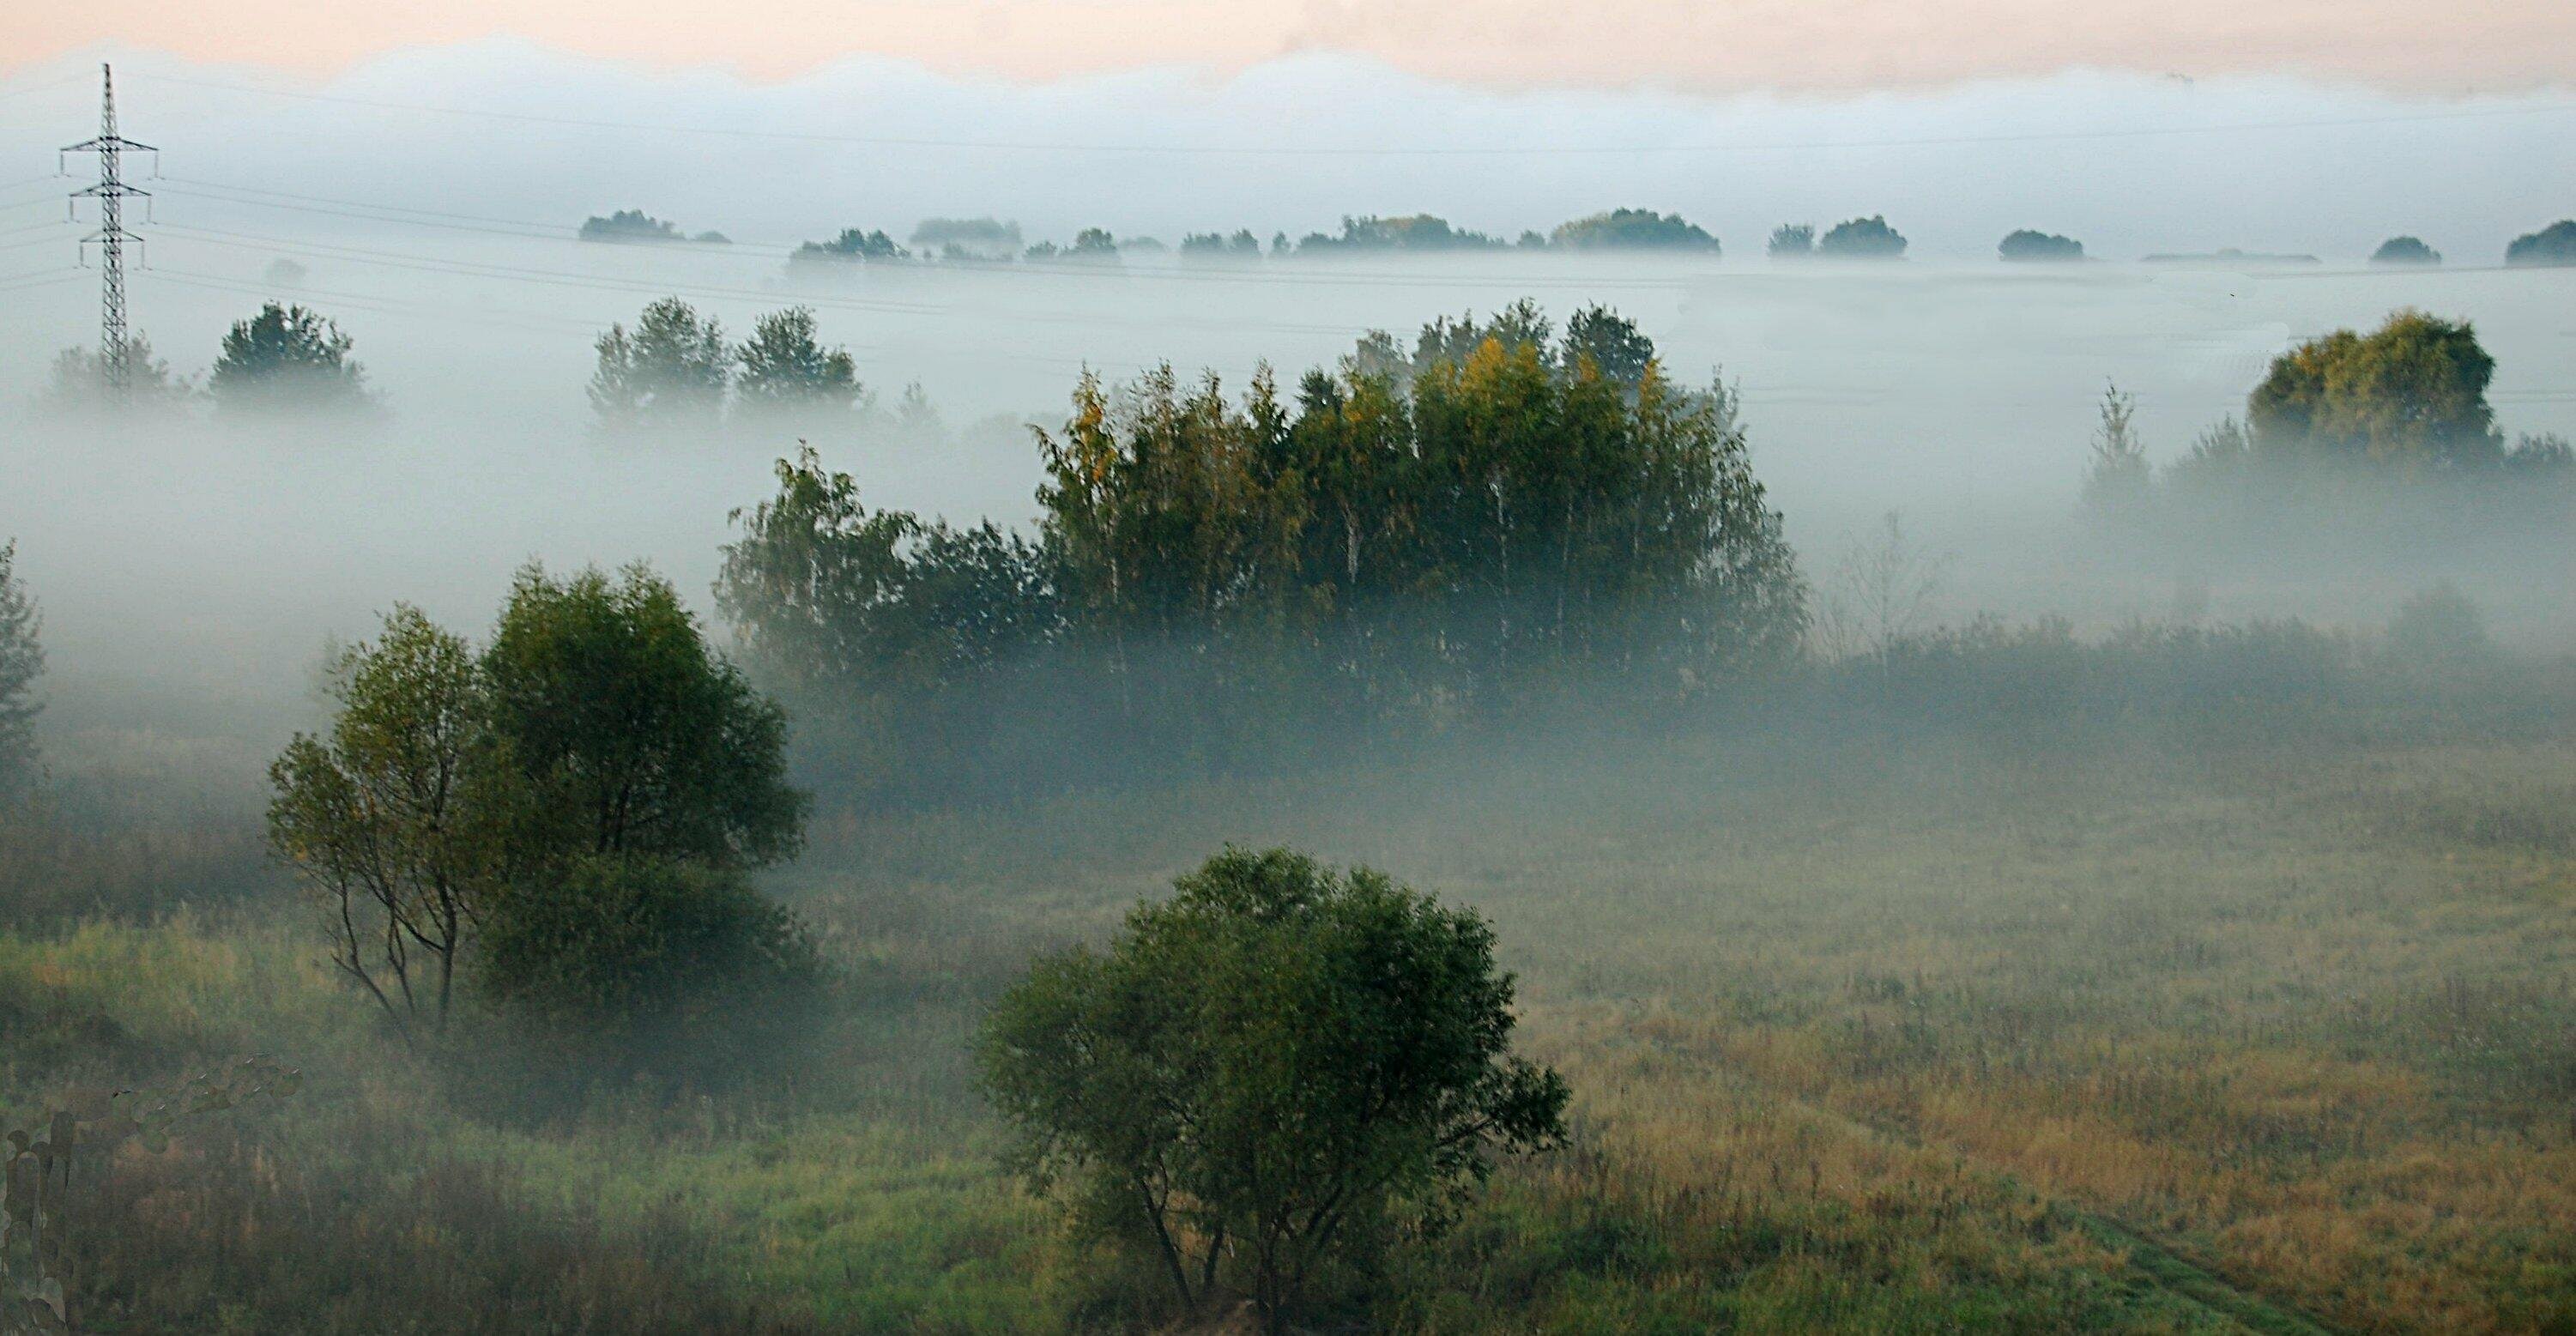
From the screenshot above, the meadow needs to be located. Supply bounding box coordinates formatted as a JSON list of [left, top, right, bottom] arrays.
[[5, 665, 2571, 1333]]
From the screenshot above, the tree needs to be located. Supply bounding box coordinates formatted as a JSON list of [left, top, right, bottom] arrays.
[[578, 209, 686, 244], [976, 847, 1568, 1332], [472, 854, 819, 1076], [208, 302, 373, 414], [34, 335, 191, 414], [1767, 223, 1815, 259], [481, 563, 804, 870], [2080, 380, 2150, 513], [1297, 215, 1506, 253], [1549, 209, 1719, 254], [2504, 220, 2576, 267], [267, 607, 493, 1039], [1999, 229, 2084, 263], [717, 446, 1056, 696], [1817, 215, 1908, 259], [910, 216, 1022, 260], [734, 306, 864, 417], [2246, 308, 2502, 471], [0, 542, 40, 789], [590, 297, 729, 430], [2370, 235, 2441, 266], [790, 228, 910, 269]]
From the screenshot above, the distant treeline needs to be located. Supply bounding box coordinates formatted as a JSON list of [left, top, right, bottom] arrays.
[[566, 205, 2576, 271]]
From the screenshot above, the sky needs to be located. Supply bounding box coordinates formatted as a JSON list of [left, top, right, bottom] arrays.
[[4, 0, 2575, 94]]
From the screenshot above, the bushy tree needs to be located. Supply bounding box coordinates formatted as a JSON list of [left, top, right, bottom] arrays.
[[1999, 229, 2083, 263], [2384, 582, 2492, 672], [2370, 235, 2441, 266], [2504, 220, 2576, 267], [2247, 309, 2502, 471], [483, 563, 804, 869], [1817, 215, 1908, 259], [208, 302, 373, 414], [733, 306, 863, 417], [1549, 208, 1719, 253], [35, 336, 192, 413], [0, 542, 40, 789], [909, 216, 1022, 260], [976, 847, 1568, 1331], [590, 297, 729, 430], [717, 446, 1057, 696], [1767, 223, 1815, 259], [268, 608, 493, 1039], [577, 209, 685, 244], [473, 854, 820, 1076], [1298, 215, 1506, 253]]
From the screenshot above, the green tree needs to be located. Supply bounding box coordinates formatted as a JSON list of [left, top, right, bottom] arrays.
[[909, 216, 1022, 260], [472, 854, 820, 1077], [2504, 220, 2576, 267], [1767, 223, 1815, 259], [34, 335, 192, 414], [1817, 215, 1908, 259], [2246, 309, 2503, 472], [1549, 208, 1719, 254], [1999, 229, 2084, 263], [0, 542, 40, 789], [790, 228, 910, 268], [2369, 235, 2440, 266], [589, 297, 729, 430], [733, 306, 864, 418], [976, 847, 1568, 1332], [208, 302, 373, 414], [577, 209, 686, 244], [2080, 380, 2150, 514], [482, 563, 804, 869], [267, 607, 494, 1039], [716, 446, 1055, 696]]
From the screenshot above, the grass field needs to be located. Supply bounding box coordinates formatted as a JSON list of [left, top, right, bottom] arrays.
[[5, 716, 2573, 1332]]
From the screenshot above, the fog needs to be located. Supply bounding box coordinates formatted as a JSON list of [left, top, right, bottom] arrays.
[[3, 45, 2573, 750]]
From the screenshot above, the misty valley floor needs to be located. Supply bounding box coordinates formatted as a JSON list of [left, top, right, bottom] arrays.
[[7, 728, 2574, 1333]]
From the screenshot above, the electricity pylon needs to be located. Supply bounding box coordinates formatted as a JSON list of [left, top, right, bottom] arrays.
[[62, 63, 157, 399]]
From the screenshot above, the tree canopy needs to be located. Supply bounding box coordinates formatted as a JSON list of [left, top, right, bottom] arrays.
[[1817, 215, 1908, 259], [733, 306, 864, 416], [2370, 236, 2441, 266], [1999, 229, 2084, 263], [1767, 223, 1816, 259], [1549, 208, 1719, 253], [976, 846, 1568, 1330], [2247, 309, 2502, 472], [578, 209, 690, 244], [790, 228, 911, 267], [590, 297, 729, 430], [908, 216, 1022, 259], [208, 303, 374, 414], [2504, 220, 2576, 267]]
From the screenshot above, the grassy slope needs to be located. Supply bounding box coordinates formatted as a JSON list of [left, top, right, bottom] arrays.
[[5, 730, 2573, 1331]]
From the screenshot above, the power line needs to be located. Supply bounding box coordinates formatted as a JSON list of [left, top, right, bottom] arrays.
[[126, 69, 2576, 157]]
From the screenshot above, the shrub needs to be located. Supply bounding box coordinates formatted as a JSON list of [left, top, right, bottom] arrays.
[[976, 847, 1569, 1333]]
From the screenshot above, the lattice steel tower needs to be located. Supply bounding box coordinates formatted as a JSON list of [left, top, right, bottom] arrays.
[[62, 63, 156, 398]]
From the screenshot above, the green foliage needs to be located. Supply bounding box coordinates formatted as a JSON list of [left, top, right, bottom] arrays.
[[716, 446, 1057, 698], [1178, 229, 1265, 260], [2503, 219, 2576, 267], [578, 209, 686, 244], [2384, 582, 2493, 672], [472, 854, 821, 1079], [484, 563, 805, 870], [1766, 224, 1815, 259], [2246, 309, 2502, 472], [207, 303, 372, 415], [975, 846, 1569, 1329], [1817, 215, 1907, 259], [2079, 381, 2150, 514], [2369, 235, 2441, 265], [1298, 215, 1507, 253], [791, 228, 910, 266], [909, 216, 1022, 259], [0, 544, 37, 791], [267, 608, 494, 1038], [733, 306, 864, 417], [1549, 209, 1719, 254], [1999, 229, 2084, 262], [33, 336, 192, 414], [590, 297, 729, 431]]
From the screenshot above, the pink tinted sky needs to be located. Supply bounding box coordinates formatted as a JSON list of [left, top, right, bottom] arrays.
[[4, 0, 2573, 92]]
